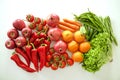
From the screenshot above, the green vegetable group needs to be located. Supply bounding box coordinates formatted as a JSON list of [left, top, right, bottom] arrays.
[[75, 10, 118, 72]]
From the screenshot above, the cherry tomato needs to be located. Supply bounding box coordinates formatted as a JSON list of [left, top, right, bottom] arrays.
[[36, 24, 43, 31], [41, 19, 46, 26], [34, 17, 41, 24], [26, 14, 34, 22], [51, 62, 58, 70], [48, 47, 55, 55], [45, 61, 51, 67], [28, 22, 36, 29], [59, 61, 66, 68], [61, 52, 69, 61], [53, 54, 60, 62], [67, 58, 74, 66], [46, 54, 53, 62]]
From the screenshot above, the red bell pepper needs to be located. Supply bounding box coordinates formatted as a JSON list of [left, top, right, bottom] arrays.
[[11, 53, 36, 72], [37, 44, 47, 70], [15, 48, 30, 66], [31, 43, 39, 72]]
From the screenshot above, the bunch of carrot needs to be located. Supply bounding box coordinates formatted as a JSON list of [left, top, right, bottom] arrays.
[[58, 18, 82, 32]]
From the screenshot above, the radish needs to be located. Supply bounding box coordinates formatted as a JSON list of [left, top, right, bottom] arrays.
[[46, 14, 60, 27], [54, 40, 67, 53], [47, 28, 62, 41]]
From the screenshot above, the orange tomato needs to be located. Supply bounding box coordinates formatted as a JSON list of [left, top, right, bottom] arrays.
[[68, 41, 79, 53], [79, 41, 91, 53], [74, 31, 86, 43], [72, 51, 83, 62], [62, 30, 73, 43]]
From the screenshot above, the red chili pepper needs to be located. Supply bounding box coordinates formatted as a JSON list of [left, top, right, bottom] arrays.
[[29, 32, 39, 43], [11, 53, 36, 72], [25, 44, 32, 61], [37, 44, 47, 70], [33, 38, 44, 48], [44, 37, 51, 51], [30, 43, 39, 72], [15, 48, 30, 66]]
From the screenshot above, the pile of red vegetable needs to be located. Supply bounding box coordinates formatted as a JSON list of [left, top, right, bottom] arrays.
[[5, 14, 74, 72]]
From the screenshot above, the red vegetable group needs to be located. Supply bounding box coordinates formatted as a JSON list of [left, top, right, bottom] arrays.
[[5, 14, 74, 73]]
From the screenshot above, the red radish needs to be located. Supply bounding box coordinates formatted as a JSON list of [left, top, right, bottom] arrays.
[[5, 39, 16, 49], [47, 28, 62, 41], [22, 27, 32, 38], [15, 36, 27, 47], [54, 40, 67, 53], [13, 19, 26, 30], [46, 14, 60, 27], [7, 28, 19, 39]]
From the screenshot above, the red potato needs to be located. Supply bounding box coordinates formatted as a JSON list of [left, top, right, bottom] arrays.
[[47, 28, 62, 41], [7, 28, 19, 39], [13, 19, 26, 30], [46, 14, 60, 27], [5, 39, 16, 49], [15, 36, 27, 47], [54, 40, 67, 54], [21, 27, 32, 38]]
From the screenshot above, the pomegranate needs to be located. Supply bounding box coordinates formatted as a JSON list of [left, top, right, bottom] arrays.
[[54, 40, 67, 53], [46, 14, 60, 27], [47, 28, 62, 41]]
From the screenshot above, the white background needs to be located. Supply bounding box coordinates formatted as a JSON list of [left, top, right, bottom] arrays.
[[0, 0, 120, 80]]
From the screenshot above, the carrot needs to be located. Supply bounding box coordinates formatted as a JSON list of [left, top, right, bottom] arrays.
[[63, 18, 82, 27], [58, 24, 76, 32], [59, 21, 79, 30]]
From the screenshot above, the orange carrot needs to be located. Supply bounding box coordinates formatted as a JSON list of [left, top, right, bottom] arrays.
[[59, 21, 79, 30], [63, 18, 82, 27], [58, 24, 76, 32]]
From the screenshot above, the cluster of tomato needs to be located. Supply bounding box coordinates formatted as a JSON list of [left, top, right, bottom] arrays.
[[45, 48, 74, 70]]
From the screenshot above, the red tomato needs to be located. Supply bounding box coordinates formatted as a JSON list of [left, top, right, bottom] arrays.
[[41, 19, 46, 26], [53, 54, 60, 62], [34, 17, 41, 24], [26, 14, 34, 22], [46, 54, 53, 62], [61, 52, 69, 61], [45, 61, 51, 67], [48, 47, 55, 55], [28, 22, 36, 29], [59, 61, 66, 68], [67, 58, 74, 66], [36, 24, 43, 31], [51, 62, 58, 70]]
